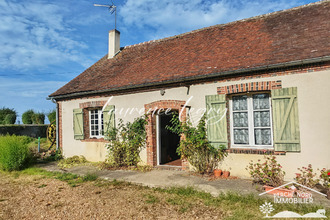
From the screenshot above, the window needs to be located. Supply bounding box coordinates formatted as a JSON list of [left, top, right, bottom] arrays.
[[230, 93, 273, 148], [89, 109, 104, 138]]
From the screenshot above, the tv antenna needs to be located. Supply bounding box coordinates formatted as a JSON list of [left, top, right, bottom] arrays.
[[94, 1, 117, 29]]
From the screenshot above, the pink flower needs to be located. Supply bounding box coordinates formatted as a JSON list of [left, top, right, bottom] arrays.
[[327, 172, 330, 176]]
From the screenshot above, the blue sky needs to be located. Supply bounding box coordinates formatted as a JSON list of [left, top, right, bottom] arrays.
[[0, 0, 317, 123]]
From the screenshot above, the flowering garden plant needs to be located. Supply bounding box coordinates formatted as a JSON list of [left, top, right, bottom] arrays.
[[294, 164, 319, 188], [319, 168, 330, 190], [246, 156, 285, 187]]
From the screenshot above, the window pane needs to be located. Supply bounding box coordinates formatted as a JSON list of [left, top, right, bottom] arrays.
[[255, 129, 271, 145], [254, 111, 270, 127], [233, 95, 247, 111], [101, 113, 104, 132], [233, 129, 249, 144], [233, 112, 248, 127], [253, 94, 269, 110]]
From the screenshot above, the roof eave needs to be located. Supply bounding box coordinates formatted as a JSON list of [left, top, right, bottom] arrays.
[[48, 55, 330, 100]]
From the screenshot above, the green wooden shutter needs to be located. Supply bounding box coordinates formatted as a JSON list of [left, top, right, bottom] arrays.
[[73, 108, 84, 140], [205, 94, 228, 148], [271, 87, 300, 152], [103, 105, 115, 137]]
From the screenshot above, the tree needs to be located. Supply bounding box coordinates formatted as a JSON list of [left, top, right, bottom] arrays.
[[4, 114, 16, 124], [22, 110, 35, 124], [32, 113, 45, 124], [47, 110, 56, 123], [0, 107, 17, 124]]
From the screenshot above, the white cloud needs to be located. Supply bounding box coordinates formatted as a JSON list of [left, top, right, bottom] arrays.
[[0, 76, 65, 120], [120, 0, 302, 40], [0, 0, 89, 70], [0, 77, 65, 98]]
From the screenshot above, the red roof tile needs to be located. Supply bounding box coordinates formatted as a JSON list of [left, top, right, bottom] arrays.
[[50, 1, 330, 98]]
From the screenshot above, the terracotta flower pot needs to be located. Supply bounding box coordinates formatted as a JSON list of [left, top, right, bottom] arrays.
[[223, 171, 230, 178], [263, 185, 295, 198], [214, 169, 222, 178]]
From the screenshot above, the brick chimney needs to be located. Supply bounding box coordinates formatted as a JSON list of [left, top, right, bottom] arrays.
[[108, 29, 120, 59]]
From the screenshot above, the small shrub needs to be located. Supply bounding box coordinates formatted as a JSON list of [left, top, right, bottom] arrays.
[[4, 114, 16, 124], [105, 116, 147, 167], [319, 168, 330, 190], [32, 112, 45, 124], [47, 110, 56, 123], [39, 149, 63, 162], [58, 155, 88, 168], [22, 110, 35, 124], [294, 164, 319, 188], [166, 113, 228, 174], [0, 107, 16, 124], [0, 135, 33, 171], [246, 156, 285, 187]]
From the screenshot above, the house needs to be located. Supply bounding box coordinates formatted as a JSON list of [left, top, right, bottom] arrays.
[[49, 1, 330, 179]]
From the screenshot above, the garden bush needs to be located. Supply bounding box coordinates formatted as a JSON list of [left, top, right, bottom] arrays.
[[4, 114, 16, 124], [22, 110, 35, 124], [47, 110, 56, 123], [105, 116, 147, 167], [246, 156, 285, 187], [0, 135, 33, 171], [166, 114, 227, 174], [32, 112, 45, 124], [0, 107, 16, 124], [320, 168, 330, 190], [294, 164, 319, 188], [58, 155, 87, 168]]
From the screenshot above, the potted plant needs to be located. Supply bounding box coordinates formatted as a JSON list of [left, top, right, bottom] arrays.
[[223, 170, 230, 178], [214, 169, 222, 178]]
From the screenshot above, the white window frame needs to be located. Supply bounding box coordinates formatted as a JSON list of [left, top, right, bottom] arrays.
[[89, 109, 104, 138], [229, 92, 274, 149]]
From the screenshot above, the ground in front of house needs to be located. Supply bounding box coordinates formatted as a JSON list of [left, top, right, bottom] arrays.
[[0, 167, 329, 219]]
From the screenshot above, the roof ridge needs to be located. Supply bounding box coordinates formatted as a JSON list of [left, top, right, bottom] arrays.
[[124, 0, 329, 49]]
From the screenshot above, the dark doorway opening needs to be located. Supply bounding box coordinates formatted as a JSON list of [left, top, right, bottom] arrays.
[[158, 112, 181, 165]]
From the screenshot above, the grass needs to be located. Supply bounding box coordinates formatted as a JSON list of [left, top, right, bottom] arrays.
[[1, 167, 329, 219], [154, 186, 329, 219], [6, 167, 99, 187]]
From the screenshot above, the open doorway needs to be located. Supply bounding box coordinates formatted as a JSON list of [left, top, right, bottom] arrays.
[[157, 111, 181, 166]]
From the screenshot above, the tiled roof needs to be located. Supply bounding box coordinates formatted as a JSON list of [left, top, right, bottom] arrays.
[[50, 0, 330, 98]]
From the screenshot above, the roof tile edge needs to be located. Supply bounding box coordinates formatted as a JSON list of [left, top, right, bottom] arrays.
[[123, 0, 329, 49]]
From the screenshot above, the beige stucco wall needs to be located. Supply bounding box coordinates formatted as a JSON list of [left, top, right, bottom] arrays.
[[60, 69, 330, 180]]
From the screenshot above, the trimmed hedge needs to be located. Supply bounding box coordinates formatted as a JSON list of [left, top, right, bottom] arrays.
[[0, 125, 48, 138], [0, 107, 17, 124], [32, 113, 45, 124], [0, 135, 33, 171], [4, 114, 16, 124], [22, 110, 34, 124]]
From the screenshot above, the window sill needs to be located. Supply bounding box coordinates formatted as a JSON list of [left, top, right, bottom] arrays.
[[227, 148, 286, 155], [81, 138, 107, 142]]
